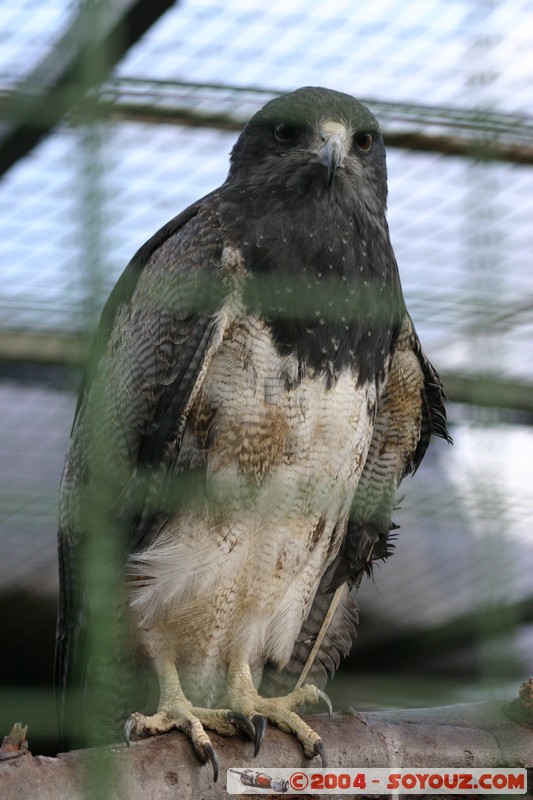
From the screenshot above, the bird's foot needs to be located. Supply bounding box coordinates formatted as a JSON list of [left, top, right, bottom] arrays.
[[123, 682, 331, 774], [229, 682, 331, 764], [124, 705, 259, 781]]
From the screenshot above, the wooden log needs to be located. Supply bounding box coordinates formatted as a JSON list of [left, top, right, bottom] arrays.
[[0, 699, 531, 799]]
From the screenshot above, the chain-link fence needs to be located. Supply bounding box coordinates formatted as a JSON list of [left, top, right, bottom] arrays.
[[0, 0, 532, 779]]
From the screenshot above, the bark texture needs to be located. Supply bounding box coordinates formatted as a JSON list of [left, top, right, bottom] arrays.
[[1, 700, 532, 799]]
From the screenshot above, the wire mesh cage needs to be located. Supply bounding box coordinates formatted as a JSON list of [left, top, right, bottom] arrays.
[[0, 0, 532, 785]]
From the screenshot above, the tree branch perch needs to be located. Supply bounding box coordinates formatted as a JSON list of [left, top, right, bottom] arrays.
[[1, 697, 531, 799]]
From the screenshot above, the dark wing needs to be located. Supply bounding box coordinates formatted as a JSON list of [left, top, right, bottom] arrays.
[[325, 311, 451, 591], [55, 192, 235, 743], [264, 312, 450, 693]]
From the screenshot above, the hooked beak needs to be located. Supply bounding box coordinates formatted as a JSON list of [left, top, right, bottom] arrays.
[[318, 122, 348, 187]]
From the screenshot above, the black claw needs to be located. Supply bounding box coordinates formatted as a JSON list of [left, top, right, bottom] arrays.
[[227, 711, 256, 743], [252, 715, 267, 757], [317, 689, 333, 718], [203, 742, 219, 782], [123, 716, 135, 747], [313, 739, 328, 768]]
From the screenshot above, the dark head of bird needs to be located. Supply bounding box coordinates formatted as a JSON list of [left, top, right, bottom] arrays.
[[223, 87, 402, 386], [228, 86, 388, 216]]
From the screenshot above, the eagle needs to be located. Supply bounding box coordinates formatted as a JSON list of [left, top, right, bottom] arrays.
[[55, 86, 450, 778]]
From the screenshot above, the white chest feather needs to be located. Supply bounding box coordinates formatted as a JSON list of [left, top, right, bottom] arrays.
[[128, 315, 377, 681]]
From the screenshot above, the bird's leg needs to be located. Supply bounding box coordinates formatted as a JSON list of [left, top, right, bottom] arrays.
[[224, 662, 330, 764], [124, 628, 254, 781], [124, 631, 329, 772]]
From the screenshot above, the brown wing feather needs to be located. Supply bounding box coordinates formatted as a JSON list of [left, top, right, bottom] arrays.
[[55, 198, 236, 744]]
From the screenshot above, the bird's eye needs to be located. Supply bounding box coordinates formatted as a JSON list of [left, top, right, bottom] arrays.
[[274, 123, 299, 143], [354, 132, 373, 152]]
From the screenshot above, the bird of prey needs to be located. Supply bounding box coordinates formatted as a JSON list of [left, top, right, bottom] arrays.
[[56, 86, 450, 778]]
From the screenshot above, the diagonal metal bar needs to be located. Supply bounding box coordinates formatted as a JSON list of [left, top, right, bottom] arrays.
[[0, 0, 176, 177]]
